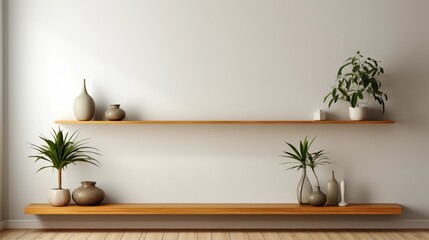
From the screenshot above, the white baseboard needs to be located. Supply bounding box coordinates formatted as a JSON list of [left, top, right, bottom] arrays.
[[0, 221, 4, 230], [4, 220, 429, 229]]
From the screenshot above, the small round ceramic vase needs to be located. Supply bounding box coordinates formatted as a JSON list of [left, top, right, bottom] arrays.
[[72, 181, 105, 206], [308, 186, 327, 207], [48, 188, 71, 207], [73, 79, 95, 121], [105, 104, 126, 121]]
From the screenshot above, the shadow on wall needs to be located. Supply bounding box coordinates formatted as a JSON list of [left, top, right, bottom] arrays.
[[34, 214, 406, 229]]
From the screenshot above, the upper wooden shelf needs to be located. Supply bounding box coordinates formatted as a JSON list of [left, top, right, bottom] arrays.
[[55, 120, 395, 125], [25, 203, 401, 215]]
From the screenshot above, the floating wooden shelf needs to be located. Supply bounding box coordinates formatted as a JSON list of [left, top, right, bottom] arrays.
[[55, 120, 395, 125], [25, 203, 402, 215]]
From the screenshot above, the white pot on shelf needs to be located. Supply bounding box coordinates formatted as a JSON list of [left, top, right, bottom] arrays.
[[349, 107, 367, 120], [48, 188, 71, 207]]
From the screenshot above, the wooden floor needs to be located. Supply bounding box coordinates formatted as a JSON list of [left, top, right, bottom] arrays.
[[0, 230, 429, 240]]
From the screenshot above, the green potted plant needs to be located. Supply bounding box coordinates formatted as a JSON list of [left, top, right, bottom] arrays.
[[281, 137, 329, 205], [324, 51, 388, 120], [307, 150, 330, 206], [29, 128, 100, 206]]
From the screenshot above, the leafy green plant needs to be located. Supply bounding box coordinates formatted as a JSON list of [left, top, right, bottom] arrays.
[[29, 128, 100, 189], [324, 51, 388, 113]]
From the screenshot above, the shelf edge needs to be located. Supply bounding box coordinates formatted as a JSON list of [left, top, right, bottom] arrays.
[[55, 120, 395, 125]]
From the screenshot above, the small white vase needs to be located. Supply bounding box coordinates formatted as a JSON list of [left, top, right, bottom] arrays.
[[339, 179, 348, 207], [349, 107, 367, 120], [48, 189, 71, 207]]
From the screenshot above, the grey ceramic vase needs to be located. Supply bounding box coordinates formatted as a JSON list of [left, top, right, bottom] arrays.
[[326, 170, 339, 206], [297, 168, 313, 205], [73, 79, 95, 121], [105, 104, 126, 121], [308, 186, 327, 207], [72, 181, 105, 206]]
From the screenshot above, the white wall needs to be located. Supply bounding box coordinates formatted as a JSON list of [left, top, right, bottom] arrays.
[[0, 0, 4, 229], [4, 0, 429, 228]]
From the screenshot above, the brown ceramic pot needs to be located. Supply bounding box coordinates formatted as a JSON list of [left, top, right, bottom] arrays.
[[105, 104, 126, 121], [72, 181, 105, 206]]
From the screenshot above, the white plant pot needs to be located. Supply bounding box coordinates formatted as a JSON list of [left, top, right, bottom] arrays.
[[48, 188, 71, 206], [349, 107, 367, 120]]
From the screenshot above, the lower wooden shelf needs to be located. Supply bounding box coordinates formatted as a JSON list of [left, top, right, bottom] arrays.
[[25, 203, 402, 215]]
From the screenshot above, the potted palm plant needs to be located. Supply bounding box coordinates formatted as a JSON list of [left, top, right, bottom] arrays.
[[281, 137, 329, 205], [29, 128, 100, 206], [307, 150, 330, 206], [324, 51, 388, 120], [281, 137, 314, 205]]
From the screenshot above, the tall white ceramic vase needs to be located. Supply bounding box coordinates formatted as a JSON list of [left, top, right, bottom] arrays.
[[73, 79, 95, 121]]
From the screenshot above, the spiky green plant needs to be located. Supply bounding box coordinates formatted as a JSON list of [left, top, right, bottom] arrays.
[[281, 137, 330, 203], [29, 128, 100, 189], [281, 137, 314, 204], [281, 137, 314, 171], [307, 150, 330, 187]]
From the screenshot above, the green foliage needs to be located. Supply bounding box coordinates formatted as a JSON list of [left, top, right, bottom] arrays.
[[324, 51, 388, 113], [281, 137, 330, 187], [29, 128, 100, 189], [281, 137, 314, 171], [307, 150, 330, 187]]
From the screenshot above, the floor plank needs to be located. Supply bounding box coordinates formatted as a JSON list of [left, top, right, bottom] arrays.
[[51, 231, 75, 240], [291, 232, 312, 240], [87, 232, 109, 240], [197, 231, 212, 240], [407, 230, 429, 240], [162, 232, 178, 240], [69, 231, 92, 240], [247, 232, 264, 240], [144, 232, 163, 240], [320, 231, 345, 240], [211, 232, 230, 240], [121, 232, 142, 240], [178, 232, 197, 240], [386, 231, 408, 240], [338, 231, 359, 240], [306, 231, 330, 240], [140, 232, 147, 240], [18, 230, 43, 240], [34, 231, 59, 240], [18, 230, 41, 240], [105, 232, 125, 240], [365, 231, 389, 240], [0, 229, 28, 240], [229, 232, 249, 240], [0, 229, 428, 240], [277, 232, 296, 240], [262, 232, 281, 240]]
